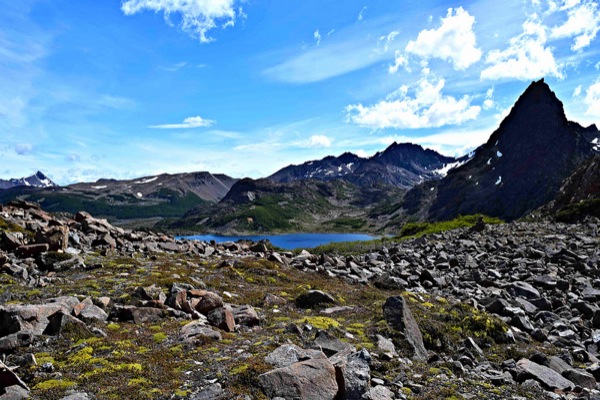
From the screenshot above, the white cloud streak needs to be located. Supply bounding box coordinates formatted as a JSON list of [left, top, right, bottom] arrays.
[[306, 135, 332, 148], [149, 116, 215, 129], [314, 29, 321, 46], [550, 0, 600, 51], [584, 82, 600, 116], [481, 17, 562, 80], [121, 0, 241, 43], [405, 7, 482, 70], [346, 78, 481, 129]]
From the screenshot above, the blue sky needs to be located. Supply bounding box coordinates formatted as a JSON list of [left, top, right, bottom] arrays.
[[1, 0, 599, 185]]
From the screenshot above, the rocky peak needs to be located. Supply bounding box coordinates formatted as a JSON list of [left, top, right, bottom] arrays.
[[426, 79, 600, 221]]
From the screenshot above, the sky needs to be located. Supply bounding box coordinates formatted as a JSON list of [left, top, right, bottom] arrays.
[[1, 0, 599, 185]]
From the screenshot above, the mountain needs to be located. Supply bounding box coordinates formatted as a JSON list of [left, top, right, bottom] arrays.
[[551, 154, 600, 222], [167, 177, 405, 233], [269, 142, 457, 189], [421, 79, 600, 221], [0, 171, 237, 227], [0, 171, 57, 189]]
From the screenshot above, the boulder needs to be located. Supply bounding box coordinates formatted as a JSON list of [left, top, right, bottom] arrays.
[[43, 311, 90, 337], [179, 321, 221, 344], [0, 297, 79, 336], [0, 360, 29, 393], [296, 290, 336, 309], [189, 290, 223, 316], [35, 226, 69, 252], [516, 359, 575, 391], [259, 357, 338, 400], [312, 330, 355, 356], [232, 305, 260, 327], [382, 296, 427, 361], [264, 344, 327, 369], [110, 306, 163, 324], [330, 349, 371, 400], [206, 307, 235, 332]]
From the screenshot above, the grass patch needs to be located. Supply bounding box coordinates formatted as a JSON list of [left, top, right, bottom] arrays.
[[396, 214, 503, 239]]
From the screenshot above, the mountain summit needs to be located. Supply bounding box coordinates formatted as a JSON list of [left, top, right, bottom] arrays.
[[0, 171, 57, 190], [269, 142, 456, 189], [426, 79, 600, 221]]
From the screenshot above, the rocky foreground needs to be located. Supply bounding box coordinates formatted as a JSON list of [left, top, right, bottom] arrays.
[[0, 201, 599, 399]]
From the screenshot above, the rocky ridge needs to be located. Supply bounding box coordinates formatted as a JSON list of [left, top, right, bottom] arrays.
[[0, 201, 599, 399]]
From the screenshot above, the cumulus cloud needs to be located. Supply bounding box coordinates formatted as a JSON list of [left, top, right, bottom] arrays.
[[149, 116, 215, 129], [584, 82, 600, 116], [389, 52, 409, 74], [405, 7, 482, 70], [483, 87, 495, 110], [121, 0, 241, 43], [14, 143, 33, 155], [550, 1, 600, 51], [306, 135, 332, 148], [481, 17, 562, 80], [346, 78, 481, 129]]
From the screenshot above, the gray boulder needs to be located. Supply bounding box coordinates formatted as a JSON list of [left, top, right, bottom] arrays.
[[382, 296, 427, 361]]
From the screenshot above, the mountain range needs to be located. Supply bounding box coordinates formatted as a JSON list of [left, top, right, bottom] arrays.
[[1, 79, 599, 232], [0, 171, 56, 190]]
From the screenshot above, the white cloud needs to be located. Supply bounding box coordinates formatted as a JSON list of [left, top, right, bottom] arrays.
[[358, 6, 367, 21], [149, 116, 215, 129], [405, 7, 482, 70], [481, 17, 562, 80], [346, 78, 481, 129], [550, 1, 600, 51], [584, 82, 600, 116], [483, 87, 495, 110], [121, 0, 241, 43], [306, 135, 332, 148], [573, 85, 582, 97], [314, 30, 321, 46], [389, 52, 408, 74]]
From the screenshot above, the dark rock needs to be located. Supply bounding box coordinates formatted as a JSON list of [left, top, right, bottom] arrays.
[[330, 349, 371, 400], [296, 290, 336, 309], [43, 311, 90, 337], [562, 369, 596, 389], [0, 360, 29, 393], [312, 330, 355, 356], [15, 244, 49, 258], [111, 305, 163, 324], [136, 284, 166, 303], [179, 321, 221, 344], [383, 296, 427, 361], [206, 307, 235, 332], [190, 383, 224, 400]]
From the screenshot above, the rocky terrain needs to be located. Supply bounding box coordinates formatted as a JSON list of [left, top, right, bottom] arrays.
[[0, 201, 599, 399]]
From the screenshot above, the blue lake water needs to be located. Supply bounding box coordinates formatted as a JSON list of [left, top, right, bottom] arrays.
[[177, 233, 376, 250]]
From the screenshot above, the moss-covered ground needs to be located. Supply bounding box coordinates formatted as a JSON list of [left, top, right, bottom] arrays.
[[1, 246, 555, 399]]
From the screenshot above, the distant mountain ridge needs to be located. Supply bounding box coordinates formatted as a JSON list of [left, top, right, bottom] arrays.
[[269, 142, 457, 189], [0, 171, 57, 189]]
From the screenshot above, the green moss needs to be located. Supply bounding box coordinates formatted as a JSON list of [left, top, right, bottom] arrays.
[[295, 316, 340, 330], [33, 379, 77, 390], [152, 332, 168, 344], [107, 323, 120, 331]]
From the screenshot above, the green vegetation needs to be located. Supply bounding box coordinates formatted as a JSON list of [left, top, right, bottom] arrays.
[[397, 214, 503, 239], [556, 199, 600, 222]]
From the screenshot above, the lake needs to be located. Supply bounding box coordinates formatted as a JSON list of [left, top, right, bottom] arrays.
[[178, 233, 377, 250]]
